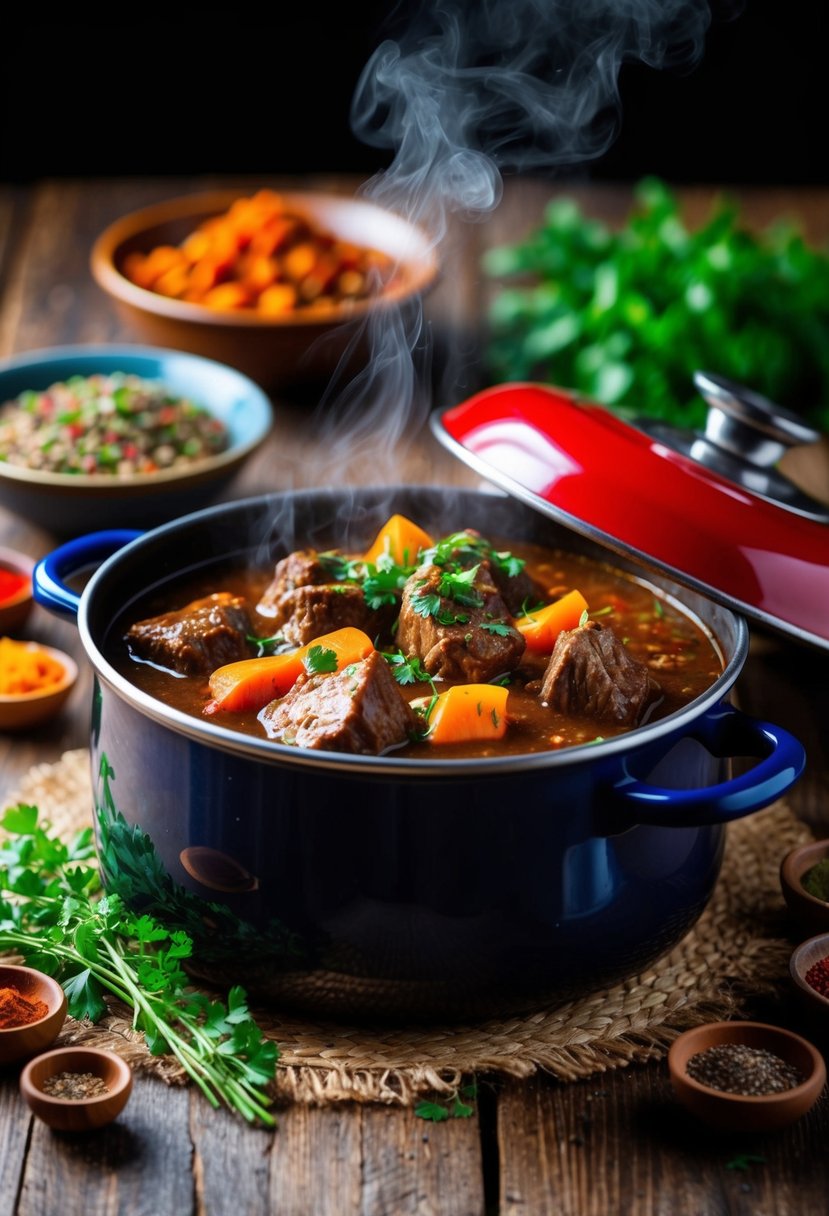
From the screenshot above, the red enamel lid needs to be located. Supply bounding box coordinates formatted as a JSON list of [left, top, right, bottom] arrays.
[[433, 380, 829, 650]]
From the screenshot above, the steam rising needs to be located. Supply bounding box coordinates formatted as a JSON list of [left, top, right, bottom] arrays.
[[304, 0, 715, 486]]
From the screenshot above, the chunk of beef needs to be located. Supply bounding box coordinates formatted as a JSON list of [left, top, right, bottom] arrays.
[[259, 650, 418, 754], [126, 593, 253, 676], [260, 583, 382, 647], [491, 564, 546, 617], [256, 548, 387, 646], [539, 620, 660, 726], [256, 549, 333, 611], [396, 562, 525, 682]]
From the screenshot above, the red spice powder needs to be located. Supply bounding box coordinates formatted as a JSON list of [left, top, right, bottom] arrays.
[[804, 955, 829, 999], [0, 983, 48, 1028], [0, 569, 28, 603]]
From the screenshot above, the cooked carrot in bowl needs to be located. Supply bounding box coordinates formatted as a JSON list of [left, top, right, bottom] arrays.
[[122, 190, 402, 314]]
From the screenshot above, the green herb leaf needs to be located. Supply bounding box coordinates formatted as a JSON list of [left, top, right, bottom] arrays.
[[415, 1082, 477, 1121], [484, 177, 829, 433], [414, 1100, 451, 1122], [480, 620, 514, 636], [303, 645, 338, 675]]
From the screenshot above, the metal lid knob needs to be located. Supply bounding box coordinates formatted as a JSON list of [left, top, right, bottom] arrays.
[[639, 371, 829, 523], [693, 370, 821, 468]]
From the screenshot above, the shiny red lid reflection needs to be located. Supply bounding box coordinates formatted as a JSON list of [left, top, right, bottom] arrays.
[[437, 383, 829, 650]]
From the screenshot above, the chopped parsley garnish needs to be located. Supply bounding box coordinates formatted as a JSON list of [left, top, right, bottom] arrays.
[[436, 564, 484, 608], [320, 549, 414, 610], [480, 620, 514, 636], [382, 650, 433, 687], [410, 584, 470, 626], [363, 564, 411, 609], [382, 649, 440, 737], [423, 531, 525, 581], [303, 645, 338, 675], [318, 551, 363, 583], [516, 596, 547, 619]]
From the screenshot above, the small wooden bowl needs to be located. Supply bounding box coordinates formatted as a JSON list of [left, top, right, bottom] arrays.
[[20, 1046, 133, 1131], [667, 1020, 826, 1134], [0, 642, 78, 731], [91, 189, 439, 390], [0, 547, 34, 635], [780, 839, 829, 936], [790, 933, 829, 1034], [0, 964, 67, 1065]]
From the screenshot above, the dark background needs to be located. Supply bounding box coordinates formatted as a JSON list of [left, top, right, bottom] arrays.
[[1, 2, 825, 186]]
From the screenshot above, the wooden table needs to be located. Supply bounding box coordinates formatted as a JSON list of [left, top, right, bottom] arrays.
[[0, 175, 827, 1215]]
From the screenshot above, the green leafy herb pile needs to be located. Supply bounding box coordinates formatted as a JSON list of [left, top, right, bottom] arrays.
[[483, 176, 829, 432], [0, 803, 278, 1127]]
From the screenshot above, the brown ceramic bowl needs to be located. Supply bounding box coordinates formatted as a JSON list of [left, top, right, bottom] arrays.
[[20, 1046, 132, 1131], [0, 547, 34, 635], [667, 1020, 826, 1134], [0, 964, 67, 1065], [0, 641, 78, 731], [790, 933, 829, 1034], [780, 839, 829, 936], [90, 188, 439, 390]]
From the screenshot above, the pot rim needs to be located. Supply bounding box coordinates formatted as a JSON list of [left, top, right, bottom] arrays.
[[75, 487, 749, 778]]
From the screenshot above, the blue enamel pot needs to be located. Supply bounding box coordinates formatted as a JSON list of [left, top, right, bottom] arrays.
[[34, 486, 805, 1019]]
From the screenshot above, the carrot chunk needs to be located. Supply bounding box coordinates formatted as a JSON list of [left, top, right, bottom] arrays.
[[363, 514, 434, 567], [515, 589, 589, 653], [427, 684, 509, 745], [205, 627, 375, 714]]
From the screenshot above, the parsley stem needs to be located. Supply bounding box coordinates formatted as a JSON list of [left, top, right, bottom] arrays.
[[0, 927, 275, 1127], [98, 938, 276, 1126]]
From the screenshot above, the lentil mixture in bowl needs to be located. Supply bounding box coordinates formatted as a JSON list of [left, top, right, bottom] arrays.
[[0, 371, 229, 476], [0, 345, 273, 535]]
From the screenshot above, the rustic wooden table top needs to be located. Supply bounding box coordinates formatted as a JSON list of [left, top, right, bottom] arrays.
[[0, 175, 827, 1216]]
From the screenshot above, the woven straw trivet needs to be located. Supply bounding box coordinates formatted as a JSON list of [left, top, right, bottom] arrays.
[[1, 748, 813, 1108]]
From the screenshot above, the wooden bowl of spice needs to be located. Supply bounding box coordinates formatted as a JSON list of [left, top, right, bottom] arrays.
[[19, 1046, 132, 1131], [0, 547, 33, 635], [0, 964, 67, 1066], [91, 188, 439, 390], [790, 933, 829, 1040], [780, 839, 829, 936], [667, 1020, 826, 1134], [0, 638, 78, 731]]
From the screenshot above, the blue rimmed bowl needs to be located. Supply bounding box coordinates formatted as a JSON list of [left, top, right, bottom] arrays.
[[0, 344, 273, 537]]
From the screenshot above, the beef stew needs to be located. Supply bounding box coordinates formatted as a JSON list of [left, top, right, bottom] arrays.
[[113, 513, 724, 759]]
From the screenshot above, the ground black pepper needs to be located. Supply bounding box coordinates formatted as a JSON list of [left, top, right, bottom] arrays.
[[41, 1071, 110, 1101], [686, 1044, 803, 1096]]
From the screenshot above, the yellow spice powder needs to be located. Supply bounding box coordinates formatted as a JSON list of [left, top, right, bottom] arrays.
[[0, 637, 65, 695]]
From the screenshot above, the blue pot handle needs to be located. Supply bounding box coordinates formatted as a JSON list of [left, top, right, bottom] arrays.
[[610, 702, 805, 827], [33, 531, 143, 620]]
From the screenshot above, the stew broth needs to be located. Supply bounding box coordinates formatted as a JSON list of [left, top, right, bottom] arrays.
[[109, 536, 724, 759]]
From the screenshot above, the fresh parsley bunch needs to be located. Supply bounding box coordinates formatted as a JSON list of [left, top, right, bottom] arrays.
[[484, 176, 829, 432], [0, 803, 278, 1126]]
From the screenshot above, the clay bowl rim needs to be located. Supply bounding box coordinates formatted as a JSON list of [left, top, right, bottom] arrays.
[[19, 1045, 132, 1112], [780, 839, 829, 921], [90, 187, 440, 330], [0, 963, 67, 1038], [0, 546, 34, 611], [667, 1019, 826, 1113], [790, 932, 829, 1012], [0, 642, 78, 707]]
